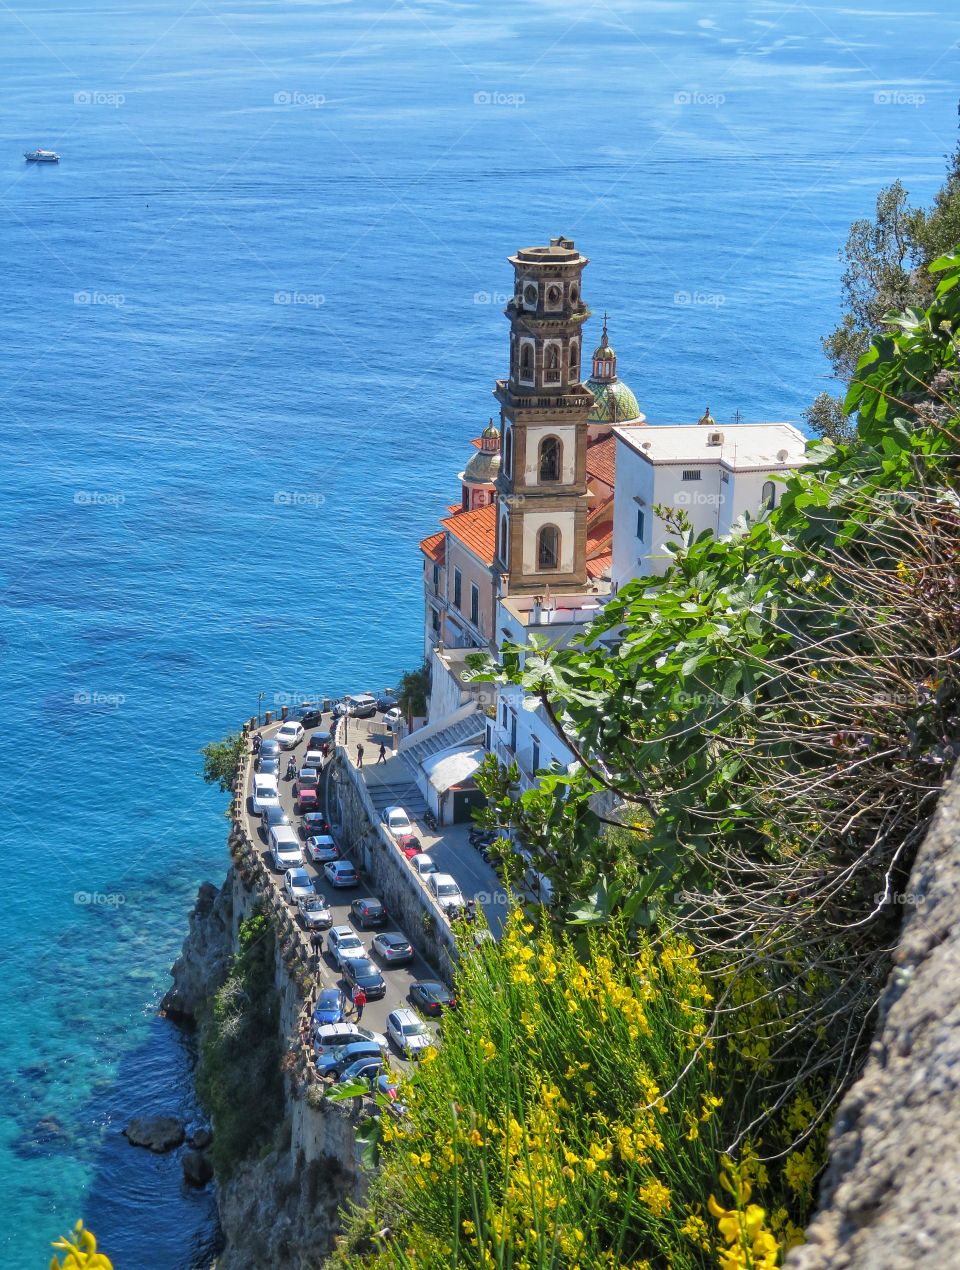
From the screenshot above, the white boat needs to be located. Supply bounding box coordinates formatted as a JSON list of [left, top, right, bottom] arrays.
[[24, 149, 60, 163]]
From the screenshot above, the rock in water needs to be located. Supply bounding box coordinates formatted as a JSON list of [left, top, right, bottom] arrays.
[[189, 1126, 213, 1150], [123, 1115, 185, 1153], [182, 1149, 214, 1187]]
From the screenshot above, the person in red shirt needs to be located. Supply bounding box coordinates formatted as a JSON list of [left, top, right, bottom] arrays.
[[353, 986, 367, 1021]]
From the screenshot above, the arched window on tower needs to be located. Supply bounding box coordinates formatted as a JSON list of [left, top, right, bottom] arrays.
[[544, 344, 560, 384], [537, 524, 560, 571], [761, 480, 776, 511], [519, 343, 534, 382], [538, 436, 561, 482], [569, 340, 580, 383], [499, 514, 509, 567], [503, 425, 513, 478]]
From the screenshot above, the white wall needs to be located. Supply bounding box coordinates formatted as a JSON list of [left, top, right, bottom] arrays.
[[521, 508, 576, 575], [522, 424, 577, 486]]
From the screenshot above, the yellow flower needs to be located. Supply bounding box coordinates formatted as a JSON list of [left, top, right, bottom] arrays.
[[638, 1179, 671, 1218]]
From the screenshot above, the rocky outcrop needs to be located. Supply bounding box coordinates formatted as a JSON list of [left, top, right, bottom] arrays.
[[123, 1115, 186, 1153], [161, 877, 235, 1024], [183, 1148, 215, 1187], [788, 776, 960, 1269]]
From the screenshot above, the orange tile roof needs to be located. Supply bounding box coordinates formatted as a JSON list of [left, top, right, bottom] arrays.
[[586, 435, 617, 488], [586, 552, 612, 580], [586, 523, 612, 556], [441, 502, 496, 566], [420, 530, 446, 564], [587, 492, 613, 530]]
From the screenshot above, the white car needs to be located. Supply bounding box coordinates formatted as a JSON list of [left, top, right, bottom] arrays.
[[345, 693, 377, 718], [327, 925, 365, 967], [429, 872, 464, 913], [384, 806, 414, 838], [409, 853, 437, 878], [314, 1021, 388, 1052], [386, 1008, 433, 1060], [284, 868, 314, 905], [251, 775, 280, 815], [304, 748, 326, 769], [383, 707, 403, 726], [271, 841, 304, 872], [275, 720, 305, 749]]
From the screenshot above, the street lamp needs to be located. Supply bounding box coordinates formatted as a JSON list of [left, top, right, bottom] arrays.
[[258, 692, 264, 728]]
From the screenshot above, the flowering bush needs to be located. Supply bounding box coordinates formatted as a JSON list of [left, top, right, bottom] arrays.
[[330, 914, 820, 1269], [50, 1223, 112, 1270]]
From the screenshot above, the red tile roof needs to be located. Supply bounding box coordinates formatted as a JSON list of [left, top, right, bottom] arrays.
[[419, 531, 446, 564], [586, 552, 612, 579], [441, 502, 496, 566], [586, 435, 617, 488]]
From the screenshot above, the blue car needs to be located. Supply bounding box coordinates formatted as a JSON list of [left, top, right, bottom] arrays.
[[313, 988, 344, 1027]]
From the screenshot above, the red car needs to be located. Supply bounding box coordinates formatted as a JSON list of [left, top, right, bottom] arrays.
[[298, 787, 320, 813], [397, 833, 422, 859]]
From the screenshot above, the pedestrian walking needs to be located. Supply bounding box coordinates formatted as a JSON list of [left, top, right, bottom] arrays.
[[353, 986, 367, 1021], [252, 733, 262, 754], [377, 742, 387, 764], [310, 929, 324, 966], [357, 743, 364, 769]]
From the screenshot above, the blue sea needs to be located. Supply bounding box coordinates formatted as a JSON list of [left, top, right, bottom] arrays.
[[0, 1, 954, 1265]]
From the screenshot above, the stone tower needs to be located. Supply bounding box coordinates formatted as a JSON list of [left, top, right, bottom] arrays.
[[493, 237, 594, 595]]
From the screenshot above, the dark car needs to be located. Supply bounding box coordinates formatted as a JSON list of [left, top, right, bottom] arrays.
[[257, 755, 280, 778], [376, 692, 398, 712], [301, 812, 330, 838], [309, 730, 333, 748], [318, 1040, 382, 1077], [342, 957, 386, 1001], [350, 897, 387, 929], [261, 804, 292, 833], [338, 1057, 382, 1087], [298, 708, 324, 728], [409, 981, 457, 1017], [255, 738, 281, 771], [372, 931, 414, 966]]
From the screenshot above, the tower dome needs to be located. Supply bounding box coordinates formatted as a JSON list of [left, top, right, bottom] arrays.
[[585, 314, 644, 437], [459, 420, 501, 510]]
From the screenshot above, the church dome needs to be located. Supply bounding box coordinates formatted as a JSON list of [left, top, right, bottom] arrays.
[[587, 378, 643, 426], [463, 446, 500, 485]]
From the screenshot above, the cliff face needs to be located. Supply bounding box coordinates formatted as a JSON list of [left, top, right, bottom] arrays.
[[161, 877, 235, 1025], [164, 866, 367, 1269], [788, 775, 960, 1269]]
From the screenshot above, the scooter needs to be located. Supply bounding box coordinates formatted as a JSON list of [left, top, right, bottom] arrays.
[[423, 808, 438, 831], [285, 758, 297, 781]]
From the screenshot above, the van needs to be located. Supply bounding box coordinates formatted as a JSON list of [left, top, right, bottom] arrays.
[[251, 774, 280, 815], [270, 824, 303, 871]]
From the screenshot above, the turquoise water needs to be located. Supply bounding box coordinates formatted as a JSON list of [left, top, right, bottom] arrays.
[[0, 1, 954, 1265]]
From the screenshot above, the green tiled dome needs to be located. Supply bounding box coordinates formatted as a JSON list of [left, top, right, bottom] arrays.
[[587, 377, 642, 425]]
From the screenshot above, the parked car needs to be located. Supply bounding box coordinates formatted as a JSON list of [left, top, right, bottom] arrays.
[[270, 826, 304, 872], [314, 1021, 387, 1052], [386, 1008, 433, 1060], [275, 720, 305, 749], [337, 1057, 382, 1087], [350, 897, 387, 929], [297, 786, 320, 814], [316, 1040, 382, 1077], [345, 693, 377, 718], [309, 730, 333, 749], [409, 981, 457, 1017], [410, 853, 437, 878], [301, 812, 330, 838], [283, 867, 314, 906], [327, 925, 365, 967], [429, 872, 465, 913], [255, 738, 280, 771], [399, 836, 423, 859], [304, 748, 326, 769], [251, 775, 280, 815], [324, 859, 360, 888], [383, 706, 403, 727], [295, 767, 320, 793], [375, 691, 398, 712], [312, 989, 345, 1027], [261, 804, 292, 836], [306, 835, 340, 863], [342, 956, 386, 1001], [257, 755, 280, 778], [300, 895, 333, 930], [383, 806, 414, 838], [372, 931, 414, 966]]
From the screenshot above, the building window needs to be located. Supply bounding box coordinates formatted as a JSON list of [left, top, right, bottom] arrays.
[[498, 513, 509, 567], [537, 524, 560, 570], [470, 583, 479, 626], [545, 284, 561, 309], [682, 470, 702, 481], [761, 480, 776, 510], [569, 340, 579, 382], [519, 343, 534, 382], [532, 737, 540, 773], [539, 436, 561, 482], [432, 564, 440, 590], [721, 469, 730, 484], [501, 701, 508, 728], [636, 508, 645, 541], [503, 425, 513, 477], [431, 607, 440, 633], [523, 283, 537, 309], [570, 283, 579, 304], [510, 711, 517, 752], [453, 568, 462, 610], [544, 343, 560, 385]]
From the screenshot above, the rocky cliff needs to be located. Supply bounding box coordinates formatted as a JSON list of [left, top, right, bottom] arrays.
[[788, 775, 960, 1269], [161, 877, 235, 1025]]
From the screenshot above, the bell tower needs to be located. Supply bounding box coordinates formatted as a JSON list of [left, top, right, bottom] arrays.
[[493, 237, 594, 595]]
